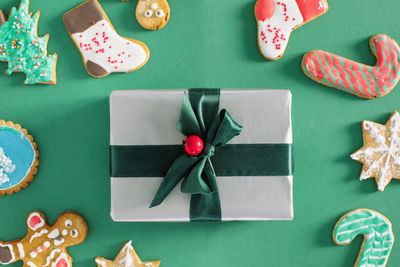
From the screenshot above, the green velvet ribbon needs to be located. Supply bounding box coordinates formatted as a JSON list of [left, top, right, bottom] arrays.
[[150, 88, 243, 221]]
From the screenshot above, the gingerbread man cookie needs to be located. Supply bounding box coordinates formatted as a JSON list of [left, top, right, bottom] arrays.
[[0, 211, 87, 267], [255, 0, 328, 60]]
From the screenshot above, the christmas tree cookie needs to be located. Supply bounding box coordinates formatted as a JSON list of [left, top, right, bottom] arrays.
[[0, 120, 39, 195], [63, 0, 150, 78], [0, 0, 57, 84]]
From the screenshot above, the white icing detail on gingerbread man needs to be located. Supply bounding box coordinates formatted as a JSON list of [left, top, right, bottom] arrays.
[[29, 229, 48, 243], [27, 213, 45, 231], [43, 249, 61, 267], [257, 0, 303, 59], [52, 253, 70, 267], [71, 20, 148, 73], [0, 243, 15, 264], [27, 261, 37, 267], [47, 229, 60, 239], [17, 243, 25, 258], [0, 147, 15, 185]]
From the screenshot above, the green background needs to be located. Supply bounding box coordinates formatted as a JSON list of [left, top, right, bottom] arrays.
[[0, 0, 399, 266]]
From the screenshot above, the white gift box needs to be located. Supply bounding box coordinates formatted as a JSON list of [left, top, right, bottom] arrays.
[[110, 89, 293, 222]]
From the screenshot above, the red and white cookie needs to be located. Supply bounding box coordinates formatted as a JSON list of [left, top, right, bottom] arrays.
[[255, 0, 328, 60]]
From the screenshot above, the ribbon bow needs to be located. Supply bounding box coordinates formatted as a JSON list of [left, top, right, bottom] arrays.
[[150, 89, 243, 221]]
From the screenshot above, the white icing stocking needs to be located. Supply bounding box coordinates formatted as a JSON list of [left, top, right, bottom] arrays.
[[71, 19, 148, 76], [257, 0, 303, 59]]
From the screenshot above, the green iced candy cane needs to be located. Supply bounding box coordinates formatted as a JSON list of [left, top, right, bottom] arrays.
[[333, 209, 394, 267], [0, 0, 57, 84]]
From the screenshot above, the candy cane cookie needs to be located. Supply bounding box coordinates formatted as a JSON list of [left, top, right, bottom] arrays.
[[333, 209, 394, 267], [302, 34, 400, 99], [254, 0, 328, 60]]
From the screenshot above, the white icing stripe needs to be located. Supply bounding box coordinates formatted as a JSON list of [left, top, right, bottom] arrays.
[[27, 262, 37, 267], [257, 0, 303, 59], [43, 248, 61, 267], [71, 19, 148, 73], [29, 229, 48, 243], [17, 243, 24, 258]]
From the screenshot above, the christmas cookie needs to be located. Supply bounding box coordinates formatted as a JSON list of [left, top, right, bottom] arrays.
[[95, 241, 160, 267], [302, 34, 400, 99], [135, 0, 170, 30], [0, 0, 58, 84], [333, 209, 394, 267], [351, 111, 400, 191], [0, 211, 88, 266], [0, 120, 38, 196], [255, 0, 328, 60], [63, 0, 150, 78]]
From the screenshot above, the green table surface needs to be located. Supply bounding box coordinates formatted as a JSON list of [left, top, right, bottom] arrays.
[[0, 0, 400, 266]]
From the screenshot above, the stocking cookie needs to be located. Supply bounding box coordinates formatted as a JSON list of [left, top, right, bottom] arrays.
[[255, 0, 328, 60], [95, 241, 160, 267], [63, 0, 150, 78], [0, 211, 87, 266], [302, 34, 400, 99], [0, 0, 57, 84], [0, 120, 39, 196], [333, 209, 394, 267], [351, 111, 400, 191]]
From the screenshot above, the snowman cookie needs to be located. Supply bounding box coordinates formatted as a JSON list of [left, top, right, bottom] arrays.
[[0, 120, 39, 196], [122, 0, 170, 30], [0, 211, 87, 267], [255, 0, 328, 60]]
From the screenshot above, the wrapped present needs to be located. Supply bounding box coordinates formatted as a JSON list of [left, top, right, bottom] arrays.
[[110, 89, 293, 222]]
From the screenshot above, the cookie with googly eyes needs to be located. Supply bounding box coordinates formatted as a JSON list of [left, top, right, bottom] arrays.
[[134, 0, 170, 30], [0, 211, 87, 267]]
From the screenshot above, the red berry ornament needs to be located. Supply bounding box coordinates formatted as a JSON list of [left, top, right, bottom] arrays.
[[183, 135, 204, 156]]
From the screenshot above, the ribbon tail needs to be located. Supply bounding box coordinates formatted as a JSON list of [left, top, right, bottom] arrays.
[[150, 154, 199, 208], [189, 159, 221, 221]]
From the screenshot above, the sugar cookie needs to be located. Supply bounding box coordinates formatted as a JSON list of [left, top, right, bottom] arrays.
[[0, 211, 88, 266], [0, 0, 57, 84], [255, 0, 328, 60], [302, 34, 400, 99], [63, 0, 150, 78], [333, 209, 394, 267], [95, 241, 160, 267], [135, 0, 170, 30], [0, 120, 38, 196], [351, 111, 400, 191]]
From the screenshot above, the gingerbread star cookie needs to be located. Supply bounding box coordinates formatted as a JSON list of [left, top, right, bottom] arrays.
[[95, 241, 160, 267], [351, 111, 400, 191]]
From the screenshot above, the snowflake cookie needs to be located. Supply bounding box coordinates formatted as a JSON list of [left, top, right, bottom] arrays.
[[351, 111, 400, 191]]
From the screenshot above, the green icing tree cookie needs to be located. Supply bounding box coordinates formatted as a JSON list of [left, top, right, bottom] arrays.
[[0, 0, 57, 84]]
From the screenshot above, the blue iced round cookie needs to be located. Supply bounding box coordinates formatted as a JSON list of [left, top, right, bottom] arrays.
[[0, 121, 38, 195]]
